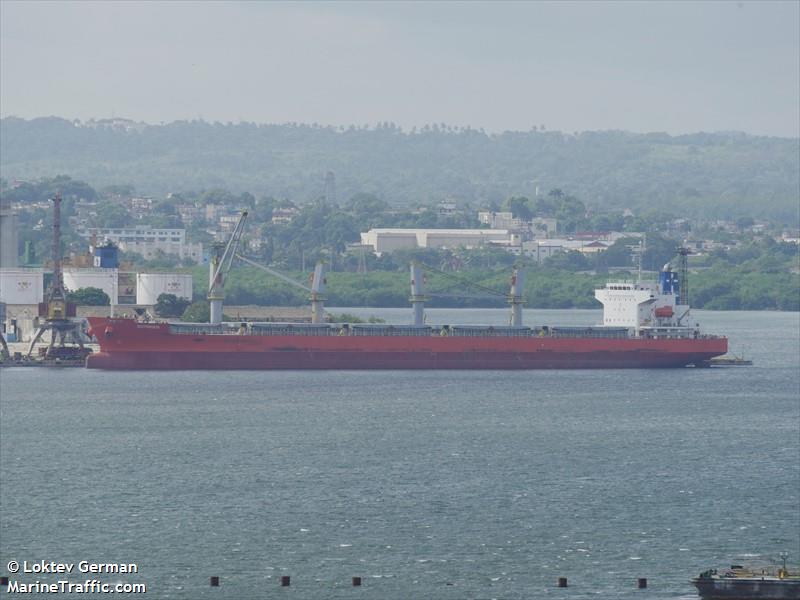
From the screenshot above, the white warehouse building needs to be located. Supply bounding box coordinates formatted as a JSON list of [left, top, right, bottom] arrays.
[[360, 228, 513, 253]]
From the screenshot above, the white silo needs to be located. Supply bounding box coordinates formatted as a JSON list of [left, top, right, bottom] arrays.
[[63, 268, 119, 303], [136, 273, 193, 305], [0, 268, 44, 304]]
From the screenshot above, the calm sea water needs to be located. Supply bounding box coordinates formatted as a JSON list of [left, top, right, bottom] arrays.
[[1, 309, 798, 599]]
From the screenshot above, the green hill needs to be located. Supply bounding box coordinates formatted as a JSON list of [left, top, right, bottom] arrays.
[[1, 117, 798, 223]]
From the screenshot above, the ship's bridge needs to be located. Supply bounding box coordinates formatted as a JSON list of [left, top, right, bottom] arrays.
[[595, 271, 691, 333]]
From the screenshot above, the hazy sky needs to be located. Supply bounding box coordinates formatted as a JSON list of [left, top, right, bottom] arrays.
[[1, 1, 798, 137]]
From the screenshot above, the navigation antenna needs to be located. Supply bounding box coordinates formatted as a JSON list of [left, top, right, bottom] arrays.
[[636, 234, 646, 286]]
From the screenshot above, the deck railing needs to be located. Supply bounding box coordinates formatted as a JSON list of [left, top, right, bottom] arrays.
[[165, 322, 699, 340]]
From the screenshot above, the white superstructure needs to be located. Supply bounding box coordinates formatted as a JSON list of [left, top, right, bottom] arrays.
[[595, 266, 691, 334]]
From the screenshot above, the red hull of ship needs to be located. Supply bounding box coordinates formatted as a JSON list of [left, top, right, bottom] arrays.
[[86, 318, 728, 370]]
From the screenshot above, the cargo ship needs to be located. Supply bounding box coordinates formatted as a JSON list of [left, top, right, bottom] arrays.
[[85, 249, 727, 370], [692, 560, 800, 599]]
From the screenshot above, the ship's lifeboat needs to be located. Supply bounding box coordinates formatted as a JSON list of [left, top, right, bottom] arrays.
[[655, 306, 674, 318]]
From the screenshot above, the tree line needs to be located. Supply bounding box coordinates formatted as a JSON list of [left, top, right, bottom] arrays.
[[2, 117, 798, 224]]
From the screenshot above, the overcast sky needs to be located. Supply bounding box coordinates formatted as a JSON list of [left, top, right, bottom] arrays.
[[1, 1, 798, 137]]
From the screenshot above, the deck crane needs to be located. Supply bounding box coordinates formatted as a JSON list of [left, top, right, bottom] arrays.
[[411, 262, 526, 327], [208, 211, 248, 324], [235, 255, 327, 324], [206, 210, 328, 324]]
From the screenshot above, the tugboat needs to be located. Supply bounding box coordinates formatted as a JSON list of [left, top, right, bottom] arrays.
[[692, 555, 800, 599]]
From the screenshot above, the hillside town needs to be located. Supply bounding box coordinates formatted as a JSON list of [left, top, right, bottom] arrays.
[[1, 175, 798, 345]]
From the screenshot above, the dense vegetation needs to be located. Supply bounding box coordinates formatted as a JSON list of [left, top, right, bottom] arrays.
[[154, 293, 191, 317], [65, 286, 109, 306], [2, 117, 798, 223]]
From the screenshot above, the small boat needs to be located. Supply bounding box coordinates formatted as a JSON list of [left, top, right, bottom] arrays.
[[709, 354, 753, 366]]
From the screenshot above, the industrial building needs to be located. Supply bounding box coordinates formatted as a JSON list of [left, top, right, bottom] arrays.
[[360, 228, 514, 253], [78, 226, 203, 263], [520, 239, 611, 262], [1, 268, 193, 343], [1, 199, 198, 347], [1, 238, 192, 343], [477, 211, 558, 236]]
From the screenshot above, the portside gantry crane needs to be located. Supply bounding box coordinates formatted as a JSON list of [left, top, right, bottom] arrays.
[[26, 193, 89, 359]]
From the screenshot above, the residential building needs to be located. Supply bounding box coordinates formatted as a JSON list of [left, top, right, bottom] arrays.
[[177, 204, 203, 225], [272, 207, 299, 224], [128, 197, 154, 219], [219, 214, 242, 233], [205, 204, 226, 222], [438, 201, 458, 216]]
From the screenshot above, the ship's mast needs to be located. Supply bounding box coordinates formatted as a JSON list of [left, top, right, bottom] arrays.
[[409, 261, 426, 326], [309, 262, 326, 324], [637, 234, 646, 286], [508, 268, 525, 327]]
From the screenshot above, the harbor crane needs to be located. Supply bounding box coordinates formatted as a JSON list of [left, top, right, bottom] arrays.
[[26, 193, 89, 359]]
